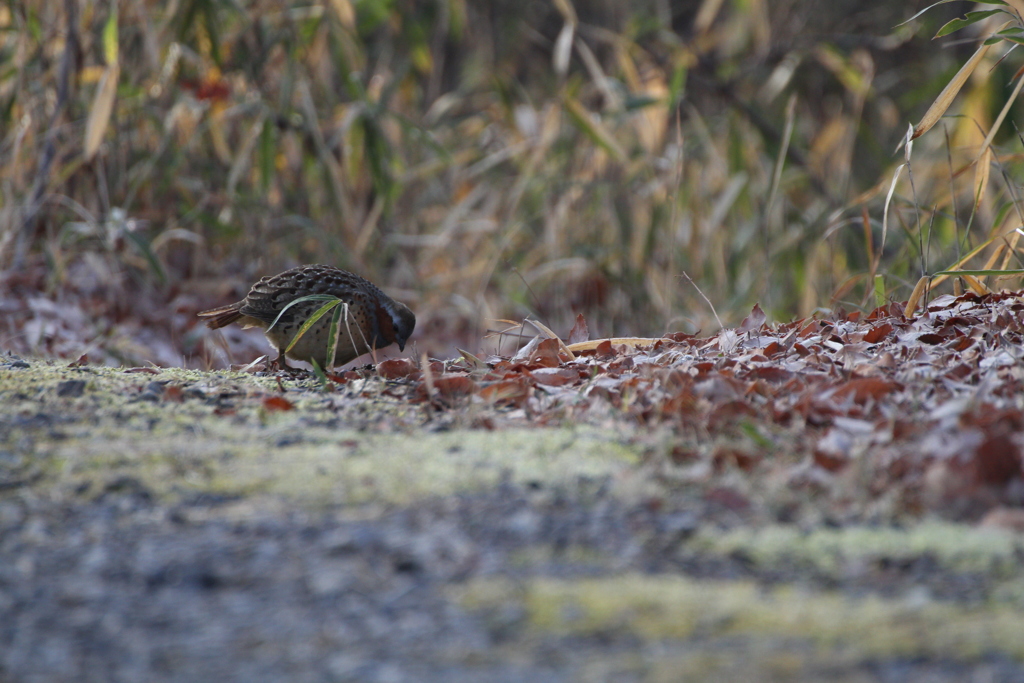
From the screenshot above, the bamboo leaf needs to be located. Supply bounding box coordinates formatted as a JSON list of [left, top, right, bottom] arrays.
[[102, 8, 118, 65], [309, 357, 328, 387], [910, 28, 1005, 141], [551, 0, 578, 24], [525, 318, 576, 360], [881, 161, 905, 261], [84, 62, 120, 160], [936, 9, 1007, 38], [961, 273, 992, 294], [932, 269, 1024, 276], [457, 348, 489, 371], [267, 294, 340, 332], [324, 302, 349, 369], [284, 298, 343, 355], [897, 0, 1007, 28], [563, 96, 627, 162], [327, 0, 355, 29], [974, 146, 992, 212], [553, 22, 574, 77], [905, 276, 930, 317], [986, 33, 1024, 45]]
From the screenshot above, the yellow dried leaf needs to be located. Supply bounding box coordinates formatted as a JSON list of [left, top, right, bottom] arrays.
[[526, 318, 576, 360], [962, 273, 991, 295], [551, 0, 577, 24], [209, 101, 232, 165], [974, 146, 991, 212], [328, 0, 355, 29], [80, 65, 105, 84], [694, 0, 726, 34], [979, 243, 1006, 282], [808, 117, 850, 174], [84, 62, 120, 161], [911, 27, 1007, 141], [634, 55, 669, 153], [566, 338, 664, 353], [904, 276, 930, 317]]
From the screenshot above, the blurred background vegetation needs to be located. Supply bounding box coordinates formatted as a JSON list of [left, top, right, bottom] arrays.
[[0, 0, 1018, 366]]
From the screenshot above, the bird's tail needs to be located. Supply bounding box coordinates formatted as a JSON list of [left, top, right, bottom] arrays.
[[197, 303, 244, 329]]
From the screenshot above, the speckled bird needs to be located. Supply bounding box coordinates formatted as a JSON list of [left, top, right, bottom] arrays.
[[197, 264, 415, 369]]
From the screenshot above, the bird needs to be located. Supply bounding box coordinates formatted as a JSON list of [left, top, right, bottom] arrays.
[[197, 264, 415, 369]]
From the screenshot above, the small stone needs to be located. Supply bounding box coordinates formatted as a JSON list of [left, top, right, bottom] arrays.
[[56, 379, 87, 397]]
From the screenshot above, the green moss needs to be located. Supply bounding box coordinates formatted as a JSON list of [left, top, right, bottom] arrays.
[[3, 359, 638, 506], [456, 574, 1024, 660], [180, 427, 635, 505], [691, 523, 1022, 577]]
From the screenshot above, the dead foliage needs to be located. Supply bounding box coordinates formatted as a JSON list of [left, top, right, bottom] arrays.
[[352, 290, 1024, 521]]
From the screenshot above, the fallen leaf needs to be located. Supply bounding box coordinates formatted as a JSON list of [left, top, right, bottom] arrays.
[[863, 322, 894, 344], [377, 358, 419, 379], [263, 396, 294, 411], [479, 378, 531, 407], [568, 313, 590, 344], [738, 303, 766, 333], [530, 367, 580, 387], [431, 374, 475, 397], [828, 377, 901, 404]]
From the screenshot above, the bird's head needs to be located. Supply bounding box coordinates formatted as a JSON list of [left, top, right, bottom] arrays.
[[387, 300, 416, 351]]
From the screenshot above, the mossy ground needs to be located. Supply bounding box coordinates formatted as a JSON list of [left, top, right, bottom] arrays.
[[3, 359, 637, 505], [3, 357, 1023, 682]]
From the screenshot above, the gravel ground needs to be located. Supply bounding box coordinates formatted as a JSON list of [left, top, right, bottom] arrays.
[[4, 478, 1024, 683]]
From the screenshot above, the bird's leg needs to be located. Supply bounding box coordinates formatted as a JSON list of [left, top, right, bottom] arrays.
[[269, 348, 306, 376], [268, 347, 288, 372]]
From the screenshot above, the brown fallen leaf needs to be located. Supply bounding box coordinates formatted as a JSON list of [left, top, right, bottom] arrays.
[[262, 396, 294, 411], [431, 373, 475, 397], [568, 313, 590, 345], [863, 322, 894, 344], [530, 367, 581, 387], [828, 377, 902, 404], [738, 303, 766, 333], [377, 358, 419, 379], [479, 378, 531, 407]]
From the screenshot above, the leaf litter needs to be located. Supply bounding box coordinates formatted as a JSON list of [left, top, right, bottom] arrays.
[[369, 290, 1024, 522]]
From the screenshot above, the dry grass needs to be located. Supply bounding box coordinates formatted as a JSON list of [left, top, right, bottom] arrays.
[[1, 0, 1023, 363]]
